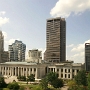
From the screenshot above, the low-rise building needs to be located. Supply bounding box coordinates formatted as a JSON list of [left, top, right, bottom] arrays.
[[0, 61, 82, 80]]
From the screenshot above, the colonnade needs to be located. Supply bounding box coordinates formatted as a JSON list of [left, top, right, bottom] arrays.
[[0, 66, 37, 78], [48, 67, 80, 79]]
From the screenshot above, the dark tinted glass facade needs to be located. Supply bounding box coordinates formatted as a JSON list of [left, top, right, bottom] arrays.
[[85, 43, 90, 71], [45, 17, 66, 62]]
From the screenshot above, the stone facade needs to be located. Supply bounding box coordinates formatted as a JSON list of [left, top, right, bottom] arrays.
[[27, 49, 42, 63], [0, 61, 82, 80]]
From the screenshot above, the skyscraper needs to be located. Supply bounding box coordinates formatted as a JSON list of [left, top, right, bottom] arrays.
[[0, 31, 4, 62], [0, 31, 4, 52], [85, 43, 90, 71], [8, 40, 26, 62], [0, 30, 8, 63], [45, 17, 66, 63]]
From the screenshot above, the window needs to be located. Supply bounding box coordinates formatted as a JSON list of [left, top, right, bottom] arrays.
[[65, 74, 67, 78], [61, 69, 63, 72], [34, 68, 36, 72], [68, 74, 70, 78], [61, 74, 63, 78], [65, 69, 67, 73], [57, 69, 59, 72], [68, 69, 70, 72]]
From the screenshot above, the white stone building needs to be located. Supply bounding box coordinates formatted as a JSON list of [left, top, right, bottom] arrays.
[[27, 49, 42, 63], [0, 61, 82, 80]]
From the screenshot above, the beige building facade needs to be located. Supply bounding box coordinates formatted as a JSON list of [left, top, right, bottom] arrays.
[[0, 61, 82, 80], [27, 49, 42, 63]]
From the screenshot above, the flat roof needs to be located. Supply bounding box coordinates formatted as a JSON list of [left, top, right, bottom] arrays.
[[0, 62, 37, 65]]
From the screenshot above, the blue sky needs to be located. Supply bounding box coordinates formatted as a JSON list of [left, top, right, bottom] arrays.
[[0, 0, 90, 63]]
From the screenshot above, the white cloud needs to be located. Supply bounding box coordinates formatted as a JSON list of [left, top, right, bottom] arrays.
[[71, 39, 90, 52], [5, 38, 20, 45], [67, 44, 74, 48], [67, 39, 90, 63], [71, 44, 84, 52], [50, 0, 90, 17], [0, 11, 6, 15], [0, 17, 9, 26]]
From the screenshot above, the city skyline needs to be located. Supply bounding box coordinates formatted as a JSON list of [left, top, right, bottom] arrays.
[[0, 0, 90, 63]]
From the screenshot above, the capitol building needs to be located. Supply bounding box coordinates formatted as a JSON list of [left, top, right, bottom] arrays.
[[0, 60, 82, 80]]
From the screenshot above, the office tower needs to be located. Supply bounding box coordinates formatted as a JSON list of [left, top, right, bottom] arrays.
[[0, 31, 8, 63], [85, 43, 90, 71], [0, 31, 4, 52], [8, 40, 26, 62], [45, 17, 66, 63], [0, 31, 4, 63], [27, 49, 42, 63]]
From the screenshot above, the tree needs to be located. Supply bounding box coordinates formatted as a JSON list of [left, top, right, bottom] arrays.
[[46, 72, 58, 83], [74, 70, 87, 86], [27, 74, 35, 82], [7, 82, 20, 90], [67, 80, 76, 89], [40, 78, 48, 90], [17, 76, 26, 81], [87, 72, 90, 90], [51, 78, 63, 88], [0, 77, 7, 88]]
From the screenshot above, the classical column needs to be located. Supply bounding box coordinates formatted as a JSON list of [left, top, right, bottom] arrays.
[[63, 68, 65, 79], [20, 67, 22, 76], [70, 69, 72, 79], [18, 67, 19, 76], [75, 69, 77, 75], [5, 67, 7, 75], [59, 69, 61, 78], [26, 68, 27, 77], [12, 67, 14, 76], [8, 67, 9, 76], [32, 68, 34, 74]]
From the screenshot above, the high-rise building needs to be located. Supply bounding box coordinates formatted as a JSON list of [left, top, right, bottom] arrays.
[[45, 17, 66, 63], [8, 40, 26, 62], [0, 31, 8, 63], [85, 43, 90, 71], [0, 31, 4, 52], [0, 31, 4, 63]]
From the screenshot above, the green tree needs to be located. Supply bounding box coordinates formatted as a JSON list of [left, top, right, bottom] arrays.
[[74, 70, 87, 86], [17, 76, 26, 81], [40, 78, 48, 90], [67, 80, 76, 88], [51, 78, 63, 88], [27, 74, 35, 82], [0, 77, 7, 88], [87, 72, 90, 90], [7, 82, 20, 90], [46, 72, 58, 83]]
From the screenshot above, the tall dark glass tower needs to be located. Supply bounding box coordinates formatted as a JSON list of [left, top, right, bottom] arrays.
[[85, 43, 90, 71], [45, 17, 66, 63]]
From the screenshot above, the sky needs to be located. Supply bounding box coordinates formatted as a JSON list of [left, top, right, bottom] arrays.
[[0, 0, 90, 63]]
